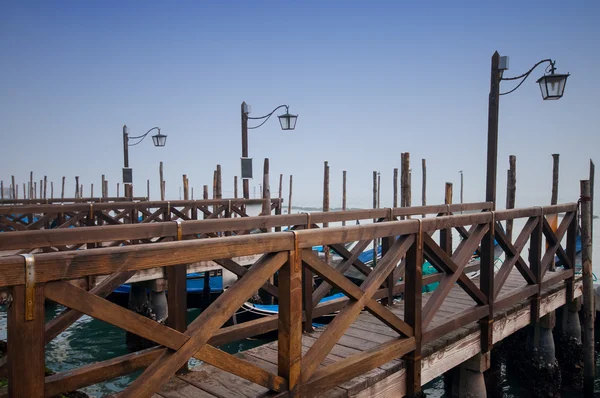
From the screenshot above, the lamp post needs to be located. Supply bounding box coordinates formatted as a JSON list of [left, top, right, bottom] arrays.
[[122, 124, 167, 197], [485, 52, 569, 207], [240, 102, 298, 199]]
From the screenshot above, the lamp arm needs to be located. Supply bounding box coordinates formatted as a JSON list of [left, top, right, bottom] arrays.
[[499, 59, 555, 96], [248, 105, 289, 120], [128, 127, 161, 146]]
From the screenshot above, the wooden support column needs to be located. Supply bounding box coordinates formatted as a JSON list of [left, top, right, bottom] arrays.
[[581, 179, 595, 397], [61, 176, 65, 199], [440, 182, 453, 255], [8, 284, 46, 398], [159, 161, 165, 201], [323, 161, 330, 264], [288, 175, 293, 215], [262, 160, 270, 216], [279, 247, 302, 395], [404, 229, 423, 397], [506, 155, 516, 241], [393, 168, 398, 208], [480, 207, 498, 353], [529, 212, 543, 346], [342, 170, 347, 226]]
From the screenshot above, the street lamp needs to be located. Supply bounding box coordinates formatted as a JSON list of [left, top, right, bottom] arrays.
[[485, 52, 569, 208], [122, 125, 167, 194], [240, 102, 298, 199]]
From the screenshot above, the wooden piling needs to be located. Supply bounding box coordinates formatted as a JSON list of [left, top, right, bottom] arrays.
[[117, 183, 120, 198], [262, 160, 270, 216], [342, 170, 347, 226], [75, 176, 79, 198], [146, 179, 150, 200], [459, 170, 464, 206], [278, 173, 283, 201], [551, 154, 559, 205], [61, 176, 65, 200], [11, 176, 16, 199], [506, 155, 516, 241], [90, 183, 94, 198], [580, 179, 595, 397], [323, 161, 330, 264], [29, 171, 33, 200], [440, 183, 453, 255], [590, 160, 595, 241], [43, 176, 47, 199], [234, 176, 238, 199], [159, 161, 165, 201], [101, 175, 106, 198], [216, 165, 222, 200], [50, 182, 54, 199], [0, 181, 3, 201], [373, 170, 377, 266], [402, 153, 411, 208], [183, 175, 189, 200], [203, 185, 208, 200], [80, 184, 83, 199], [288, 175, 293, 215], [393, 168, 398, 208], [34, 181, 37, 199], [39, 179, 42, 199], [422, 159, 426, 211], [377, 172, 381, 209]]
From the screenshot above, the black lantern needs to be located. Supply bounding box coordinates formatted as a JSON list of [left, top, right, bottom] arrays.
[[152, 129, 167, 146], [278, 111, 298, 130], [536, 71, 569, 100]]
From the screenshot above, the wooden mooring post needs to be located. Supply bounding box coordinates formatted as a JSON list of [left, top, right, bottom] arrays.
[[288, 175, 293, 215], [506, 155, 516, 241], [323, 161, 330, 264], [61, 176, 65, 200], [393, 167, 398, 208], [581, 179, 595, 397], [342, 170, 347, 226], [262, 159, 270, 217], [159, 161, 165, 201]]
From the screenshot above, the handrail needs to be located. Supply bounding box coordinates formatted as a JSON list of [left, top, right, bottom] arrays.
[[0, 196, 148, 205], [0, 202, 494, 251]]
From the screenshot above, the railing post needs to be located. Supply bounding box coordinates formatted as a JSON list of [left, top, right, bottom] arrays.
[[404, 225, 423, 397], [480, 213, 495, 352], [8, 284, 45, 398], [382, 209, 394, 306], [529, 211, 543, 345], [167, 220, 188, 373], [279, 241, 302, 395], [565, 210, 577, 303], [302, 218, 313, 333], [440, 183, 453, 255]]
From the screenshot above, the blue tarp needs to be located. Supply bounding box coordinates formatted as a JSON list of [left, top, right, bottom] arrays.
[[250, 292, 345, 313], [113, 274, 223, 294]]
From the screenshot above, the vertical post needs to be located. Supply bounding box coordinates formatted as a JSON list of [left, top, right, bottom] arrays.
[[529, 209, 543, 345], [278, 173, 283, 201], [166, 260, 188, 374], [203, 185, 208, 200], [117, 183, 120, 198], [342, 170, 347, 226], [580, 180, 595, 397], [404, 228, 423, 397], [90, 183, 94, 198], [29, 171, 33, 200], [400, 154, 406, 208], [241, 102, 250, 199], [421, 159, 426, 213], [147, 179, 150, 200], [279, 243, 303, 394], [377, 172, 381, 209], [159, 161, 165, 201], [123, 124, 129, 168], [216, 165, 222, 201], [61, 176, 65, 200], [0, 181, 3, 201], [8, 284, 46, 398], [393, 168, 398, 208], [262, 159, 270, 216], [43, 176, 47, 199], [34, 181, 37, 199], [460, 171, 464, 206], [440, 183, 453, 255], [75, 176, 79, 198], [506, 155, 517, 241], [485, 51, 501, 209], [288, 175, 293, 215], [234, 176, 238, 199], [11, 175, 16, 200], [323, 161, 330, 264], [51, 181, 54, 199], [402, 153, 411, 209], [39, 180, 43, 199], [101, 174, 106, 198], [551, 154, 560, 205], [373, 171, 378, 267], [590, 160, 595, 242], [183, 175, 189, 200], [480, 206, 498, 353]]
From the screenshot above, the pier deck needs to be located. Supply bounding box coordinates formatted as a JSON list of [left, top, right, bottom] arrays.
[[159, 269, 581, 398]]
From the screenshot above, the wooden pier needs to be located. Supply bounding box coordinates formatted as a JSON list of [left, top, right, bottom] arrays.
[[0, 200, 582, 397]]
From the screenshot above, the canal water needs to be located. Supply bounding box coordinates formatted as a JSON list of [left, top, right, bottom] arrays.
[[0, 218, 598, 396]]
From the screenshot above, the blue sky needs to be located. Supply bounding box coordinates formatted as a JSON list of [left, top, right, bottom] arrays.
[[1, 1, 599, 208]]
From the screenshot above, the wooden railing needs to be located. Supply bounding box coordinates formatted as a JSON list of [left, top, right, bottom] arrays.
[[0, 202, 578, 397], [0, 198, 281, 232], [0, 202, 491, 254], [0, 196, 147, 205]]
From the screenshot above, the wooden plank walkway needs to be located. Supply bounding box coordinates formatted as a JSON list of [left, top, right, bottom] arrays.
[[159, 269, 582, 398]]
